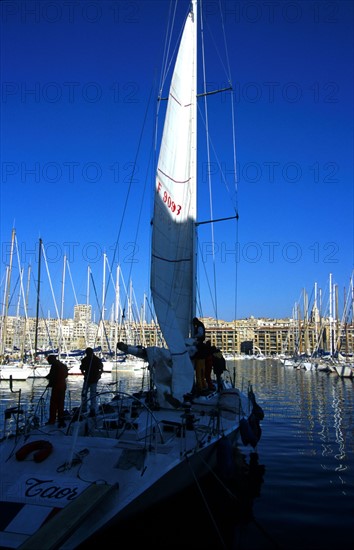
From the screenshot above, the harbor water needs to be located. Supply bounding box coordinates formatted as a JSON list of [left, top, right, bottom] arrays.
[[1, 359, 353, 549]]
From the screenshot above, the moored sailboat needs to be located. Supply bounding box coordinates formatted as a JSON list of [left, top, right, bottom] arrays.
[[0, 2, 263, 548]]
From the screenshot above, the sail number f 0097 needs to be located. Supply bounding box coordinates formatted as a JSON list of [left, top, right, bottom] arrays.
[[157, 181, 182, 216]]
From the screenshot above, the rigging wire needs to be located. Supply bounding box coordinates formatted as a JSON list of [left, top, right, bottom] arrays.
[[200, 0, 219, 322], [41, 242, 70, 356], [14, 235, 34, 358], [158, 0, 179, 98], [197, 0, 240, 327], [186, 457, 228, 549], [90, 270, 111, 354], [65, 257, 79, 307], [100, 0, 241, 346], [217, 0, 241, 326], [99, 83, 155, 344]]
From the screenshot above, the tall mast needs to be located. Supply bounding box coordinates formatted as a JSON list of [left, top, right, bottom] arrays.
[[60, 254, 66, 322], [34, 238, 42, 360], [101, 253, 106, 349], [191, 0, 198, 325], [86, 265, 90, 307], [0, 228, 15, 358], [114, 265, 120, 354], [334, 283, 339, 352], [86, 265, 91, 345], [314, 282, 319, 347], [58, 254, 66, 354], [304, 288, 309, 355], [329, 273, 333, 356], [21, 265, 32, 361], [115, 265, 120, 325]]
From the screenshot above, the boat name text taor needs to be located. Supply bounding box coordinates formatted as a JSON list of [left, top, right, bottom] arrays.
[[24, 477, 80, 501]]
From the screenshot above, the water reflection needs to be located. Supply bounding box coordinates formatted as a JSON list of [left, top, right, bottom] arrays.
[[1, 361, 353, 464], [1, 360, 353, 548]]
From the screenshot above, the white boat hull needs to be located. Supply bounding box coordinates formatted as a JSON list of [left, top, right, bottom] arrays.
[[0, 366, 32, 381], [334, 364, 353, 378], [0, 387, 254, 549]]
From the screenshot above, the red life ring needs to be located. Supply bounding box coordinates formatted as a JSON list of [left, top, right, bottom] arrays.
[[16, 440, 53, 463]]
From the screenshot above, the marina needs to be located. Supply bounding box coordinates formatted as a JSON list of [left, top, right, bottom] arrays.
[[0, 4, 263, 544], [1, 358, 353, 549], [1, 0, 352, 548]]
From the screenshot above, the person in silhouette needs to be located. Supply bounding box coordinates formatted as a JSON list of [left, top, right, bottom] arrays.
[[80, 347, 103, 416], [45, 354, 68, 427], [193, 340, 210, 393], [211, 346, 226, 390], [192, 317, 206, 342], [204, 340, 216, 390]]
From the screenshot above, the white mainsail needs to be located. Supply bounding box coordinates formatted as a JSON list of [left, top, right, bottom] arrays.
[[150, 2, 197, 402]]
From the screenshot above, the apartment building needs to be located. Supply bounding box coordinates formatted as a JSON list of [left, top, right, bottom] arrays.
[[1, 307, 353, 358]]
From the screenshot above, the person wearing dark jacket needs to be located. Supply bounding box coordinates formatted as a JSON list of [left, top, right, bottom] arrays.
[[80, 347, 103, 416], [192, 317, 206, 342], [211, 346, 226, 390], [45, 354, 68, 427]]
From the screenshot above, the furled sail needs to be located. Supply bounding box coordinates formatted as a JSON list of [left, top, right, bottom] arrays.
[[151, 3, 197, 401]]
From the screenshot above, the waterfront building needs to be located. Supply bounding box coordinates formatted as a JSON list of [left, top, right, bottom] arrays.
[[1, 307, 353, 360]]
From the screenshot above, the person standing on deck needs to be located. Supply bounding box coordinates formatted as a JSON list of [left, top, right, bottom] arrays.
[[210, 346, 226, 391], [192, 317, 206, 343], [191, 318, 206, 392], [45, 354, 68, 427], [80, 347, 103, 416], [204, 341, 216, 390]]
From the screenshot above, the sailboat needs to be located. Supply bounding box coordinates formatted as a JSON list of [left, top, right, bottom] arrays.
[[0, 2, 263, 548], [0, 230, 34, 381]]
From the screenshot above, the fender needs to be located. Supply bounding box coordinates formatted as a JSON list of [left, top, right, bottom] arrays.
[[240, 417, 260, 448], [16, 440, 53, 463]]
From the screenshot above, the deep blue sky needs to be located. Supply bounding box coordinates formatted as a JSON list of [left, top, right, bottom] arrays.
[[1, 0, 353, 323]]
